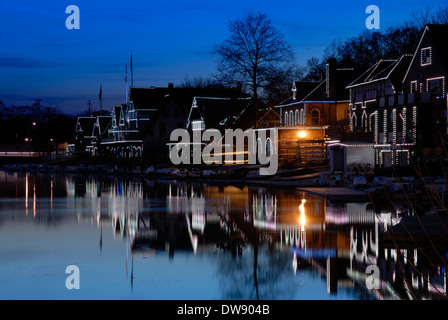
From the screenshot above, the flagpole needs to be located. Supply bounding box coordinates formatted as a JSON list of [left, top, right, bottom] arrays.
[[99, 84, 103, 112], [125, 64, 128, 105], [130, 51, 133, 88]]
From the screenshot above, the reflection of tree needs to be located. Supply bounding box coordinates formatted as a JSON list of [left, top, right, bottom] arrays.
[[216, 210, 295, 300]]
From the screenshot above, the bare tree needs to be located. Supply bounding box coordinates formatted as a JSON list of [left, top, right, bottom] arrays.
[[177, 75, 223, 89], [408, 4, 448, 28], [212, 12, 295, 102]]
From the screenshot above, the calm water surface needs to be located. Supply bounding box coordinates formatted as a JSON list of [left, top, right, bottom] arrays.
[[0, 171, 447, 300]]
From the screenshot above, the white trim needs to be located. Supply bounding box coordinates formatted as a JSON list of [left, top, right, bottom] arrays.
[[420, 47, 432, 66]]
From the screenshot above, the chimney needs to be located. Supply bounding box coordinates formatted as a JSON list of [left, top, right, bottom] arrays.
[[292, 82, 297, 100], [168, 82, 174, 89], [326, 58, 337, 99]]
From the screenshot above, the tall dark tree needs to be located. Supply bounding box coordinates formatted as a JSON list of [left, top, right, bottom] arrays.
[[303, 57, 326, 82], [321, 5, 448, 75], [263, 64, 306, 106], [212, 12, 295, 102]]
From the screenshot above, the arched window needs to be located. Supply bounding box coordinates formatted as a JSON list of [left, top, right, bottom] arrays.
[[311, 109, 320, 126], [300, 109, 305, 125], [284, 112, 289, 126], [362, 111, 367, 131], [295, 110, 299, 126], [289, 111, 294, 126], [351, 112, 357, 130]]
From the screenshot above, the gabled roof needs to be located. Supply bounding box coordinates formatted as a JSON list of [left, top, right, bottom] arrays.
[[403, 24, 448, 83], [76, 117, 96, 134], [131, 86, 249, 115], [187, 96, 253, 130], [277, 68, 355, 108], [347, 55, 413, 90], [94, 116, 113, 137], [293, 81, 321, 101]]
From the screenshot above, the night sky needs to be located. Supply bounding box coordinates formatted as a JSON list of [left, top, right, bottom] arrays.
[[0, 0, 444, 115]]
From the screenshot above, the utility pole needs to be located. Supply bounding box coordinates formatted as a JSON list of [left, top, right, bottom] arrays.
[[88, 100, 92, 116], [35, 99, 42, 124]]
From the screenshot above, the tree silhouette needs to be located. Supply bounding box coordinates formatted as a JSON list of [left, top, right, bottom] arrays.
[[213, 11, 295, 102]]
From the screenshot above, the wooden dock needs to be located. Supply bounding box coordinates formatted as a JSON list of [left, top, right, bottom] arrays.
[[296, 187, 369, 202]]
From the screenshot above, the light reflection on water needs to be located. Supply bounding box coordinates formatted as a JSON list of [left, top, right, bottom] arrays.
[[0, 171, 447, 300]]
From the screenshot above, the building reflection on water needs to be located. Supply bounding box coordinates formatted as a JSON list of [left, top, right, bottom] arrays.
[[1, 170, 448, 300]]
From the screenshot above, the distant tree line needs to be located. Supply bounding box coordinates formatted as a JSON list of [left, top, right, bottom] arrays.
[[209, 5, 448, 106], [0, 99, 77, 152], [303, 4, 448, 81]]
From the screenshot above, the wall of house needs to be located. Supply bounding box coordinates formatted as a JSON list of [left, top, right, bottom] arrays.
[[404, 31, 447, 94], [280, 102, 349, 129], [143, 99, 187, 163]]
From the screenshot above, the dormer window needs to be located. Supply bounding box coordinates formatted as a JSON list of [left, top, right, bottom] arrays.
[[421, 47, 431, 66]]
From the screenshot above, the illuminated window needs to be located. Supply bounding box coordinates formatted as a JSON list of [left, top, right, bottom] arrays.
[[295, 110, 299, 125], [421, 47, 431, 66], [284, 112, 289, 126], [192, 120, 205, 131], [351, 112, 357, 131], [361, 111, 367, 131]]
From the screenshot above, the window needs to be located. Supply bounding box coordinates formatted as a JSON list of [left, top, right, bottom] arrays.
[[421, 47, 431, 66], [351, 112, 357, 130], [192, 120, 205, 131], [410, 81, 418, 93], [427, 77, 445, 94], [290, 111, 294, 126], [311, 110, 320, 126], [284, 112, 289, 126], [362, 111, 367, 131], [295, 110, 299, 126]]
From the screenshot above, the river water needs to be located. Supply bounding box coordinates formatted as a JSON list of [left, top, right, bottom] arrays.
[[0, 170, 447, 300]]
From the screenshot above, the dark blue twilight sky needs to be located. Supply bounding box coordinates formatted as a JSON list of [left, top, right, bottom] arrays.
[[0, 0, 444, 115]]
